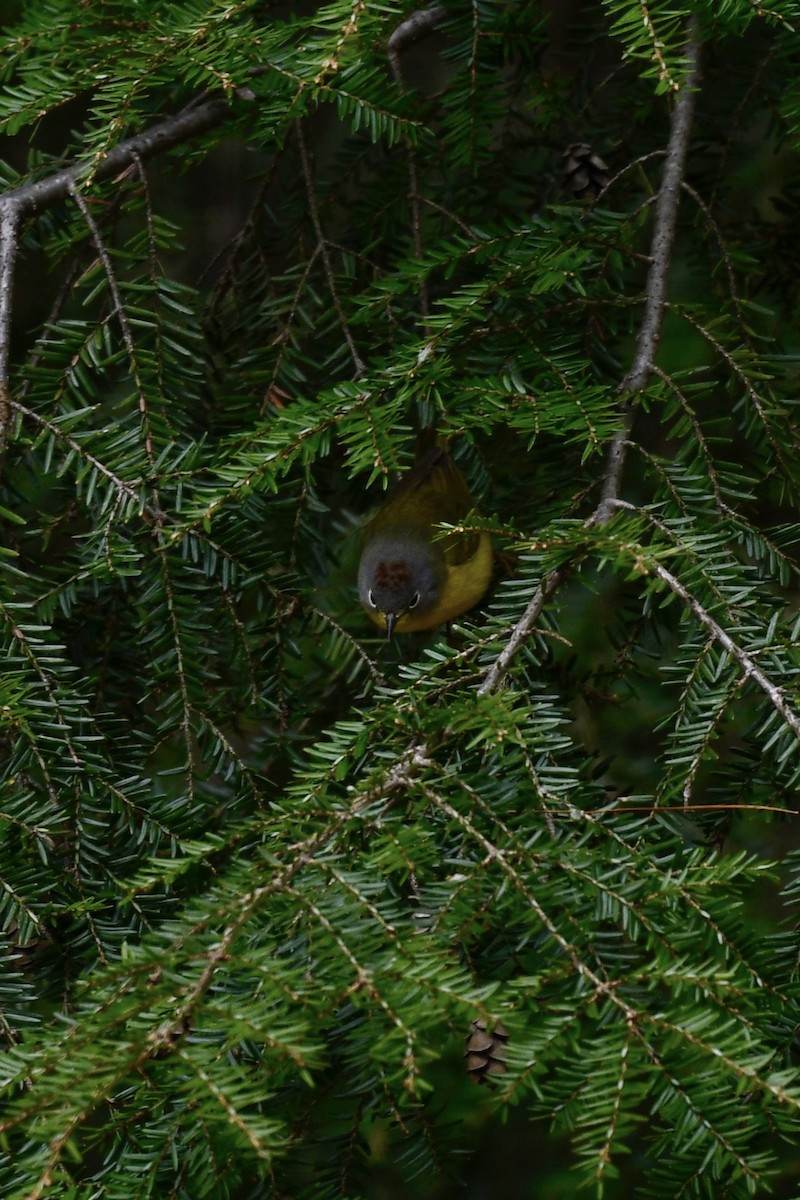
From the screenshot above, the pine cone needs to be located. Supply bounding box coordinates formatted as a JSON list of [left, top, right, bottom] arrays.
[[562, 143, 609, 199], [465, 1018, 509, 1084]]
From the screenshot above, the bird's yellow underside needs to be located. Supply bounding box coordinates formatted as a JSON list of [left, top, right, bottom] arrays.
[[365, 530, 493, 633]]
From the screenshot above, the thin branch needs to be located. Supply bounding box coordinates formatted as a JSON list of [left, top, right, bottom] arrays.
[[296, 122, 366, 378], [0, 199, 18, 388], [8, 398, 160, 517], [388, 7, 445, 328], [623, 41, 695, 384], [202, 146, 285, 313], [0, 202, 19, 458], [479, 22, 701, 695], [596, 20, 701, 521], [650, 363, 724, 507], [386, 5, 446, 72], [680, 180, 746, 326], [68, 181, 156, 467], [130, 151, 160, 282], [651, 552, 800, 742], [477, 566, 566, 696], [679, 307, 789, 479], [305, 602, 387, 687], [6, 93, 246, 223]]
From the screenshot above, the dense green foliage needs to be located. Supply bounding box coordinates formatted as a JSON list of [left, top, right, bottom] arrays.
[[2, 1, 800, 1196]]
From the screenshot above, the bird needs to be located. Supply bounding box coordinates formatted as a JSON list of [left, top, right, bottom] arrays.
[[357, 435, 492, 637]]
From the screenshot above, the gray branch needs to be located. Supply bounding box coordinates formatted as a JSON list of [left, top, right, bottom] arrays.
[[477, 567, 566, 696], [481, 22, 702, 695], [595, 20, 701, 523], [621, 34, 700, 394], [387, 4, 446, 76], [0, 90, 249, 456], [4, 93, 241, 222]]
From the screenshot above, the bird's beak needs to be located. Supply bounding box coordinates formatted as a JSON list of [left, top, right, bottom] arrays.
[[385, 612, 397, 640]]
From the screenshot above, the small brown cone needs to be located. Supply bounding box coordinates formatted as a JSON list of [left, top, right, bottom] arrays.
[[465, 1018, 509, 1084], [562, 143, 609, 199]]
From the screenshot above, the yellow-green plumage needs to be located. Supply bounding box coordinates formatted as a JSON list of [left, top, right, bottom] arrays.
[[358, 440, 492, 635]]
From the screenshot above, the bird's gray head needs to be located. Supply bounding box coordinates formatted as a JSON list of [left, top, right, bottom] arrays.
[[358, 535, 446, 632]]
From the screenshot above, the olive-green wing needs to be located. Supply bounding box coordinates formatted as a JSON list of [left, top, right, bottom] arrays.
[[377, 445, 481, 566]]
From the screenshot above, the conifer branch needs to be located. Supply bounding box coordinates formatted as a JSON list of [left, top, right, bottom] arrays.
[[388, 6, 444, 328], [68, 181, 156, 468], [2, 7, 799, 1194], [477, 566, 567, 696], [7, 398, 158, 515], [0, 89, 248, 462], [480, 20, 701, 695], [596, 18, 701, 522], [650, 550, 800, 741], [601, 495, 800, 743], [297, 122, 366, 378]]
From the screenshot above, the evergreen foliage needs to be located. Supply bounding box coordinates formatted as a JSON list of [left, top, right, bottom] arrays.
[[1, 1, 800, 1196]]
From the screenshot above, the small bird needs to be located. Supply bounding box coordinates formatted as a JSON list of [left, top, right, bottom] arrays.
[[357, 435, 492, 637]]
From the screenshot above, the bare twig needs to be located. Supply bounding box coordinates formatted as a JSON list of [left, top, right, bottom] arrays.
[[623, 40, 700, 393], [595, 20, 701, 524], [6, 93, 245, 223], [0, 202, 19, 458], [296, 122, 366, 378], [388, 7, 446, 328], [477, 566, 566, 696], [0, 202, 18, 385], [386, 5, 446, 74], [479, 23, 702, 696]]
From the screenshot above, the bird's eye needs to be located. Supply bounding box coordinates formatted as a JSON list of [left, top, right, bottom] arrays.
[[368, 589, 378, 609], [407, 592, 420, 610]]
